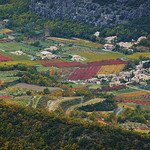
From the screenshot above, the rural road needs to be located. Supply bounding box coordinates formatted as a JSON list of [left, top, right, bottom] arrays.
[[116, 106, 123, 116], [47, 96, 83, 111], [126, 85, 150, 92], [66, 98, 105, 115]]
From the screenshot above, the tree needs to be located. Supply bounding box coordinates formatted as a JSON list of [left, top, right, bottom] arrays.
[[50, 66, 55, 76], [43, 88, 50, 95]]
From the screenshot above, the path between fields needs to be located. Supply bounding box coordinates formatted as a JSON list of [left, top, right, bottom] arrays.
[[47, 96, 83, 111], [127, 85, 150, 92], [116, 106, 123, 116], [66, 98, 105, 115]]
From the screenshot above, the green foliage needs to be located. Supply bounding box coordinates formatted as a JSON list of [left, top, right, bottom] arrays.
[[43, 88, 50, 95], [78, 97, 117, 112], [1, 102, 150, 149]]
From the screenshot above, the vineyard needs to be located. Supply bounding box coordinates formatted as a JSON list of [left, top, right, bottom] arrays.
[[58, 68, 75, 81], [42, 62, 85, 67], [0, 55, 14, 62], [86, 59, 132, 66], [128, 52, 150, 60], [36, 59, 67, 64], [0, 60, 39, 66], [96, 64, 126, 75], [47, 37, 102, 48], [116, 92, 150, 105], [68, 66, 101, 80], [0, 29, 13, 34], [78, 52, 124, 63]]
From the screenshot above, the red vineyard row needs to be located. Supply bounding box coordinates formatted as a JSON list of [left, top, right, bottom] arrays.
[[0, 96, 11, 99], [116, 98, 150, 105], [0, 55, 14, 62], [68, 66, 101, 80], [85, 59, 133, 67]]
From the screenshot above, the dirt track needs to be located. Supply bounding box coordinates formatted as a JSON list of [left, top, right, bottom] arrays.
[[66, 98, 105, 115]]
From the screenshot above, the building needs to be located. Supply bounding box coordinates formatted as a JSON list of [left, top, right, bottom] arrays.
[[109, 81, 120, 87], [71, 55, 86, 62], [40, 51, 57, 59], [103, 44, 115, 51], [105, 36, 117, 44], [117, 42, 133, 49]]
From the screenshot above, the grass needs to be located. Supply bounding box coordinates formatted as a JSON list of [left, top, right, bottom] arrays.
[[0, 77, 20, 82], [77, 52, 124, 63], [0, 50, 31, 61], [47, 37, 102, 49], [112, 88, 141, 95], [128, 52, 150, 60], [0, 42, 39, 55]]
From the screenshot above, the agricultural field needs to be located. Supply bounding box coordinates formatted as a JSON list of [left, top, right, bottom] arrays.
[[68, 66, 101, 80], [0, 55, 14, 62], [13, 83, 62, 91], [0, 50, 31, 60], [86, 59, 131, 66], [77, 52, 124, 63], [0, 29, 13, 34], [0, 42, 39, 55], [97, 64, 126, 75], [42, 62, 85, 67], [116, 91, 150, 105], [121, 122, 150, 132], [112, 88, 140, 95], [0, 70, 20, 83], [128, 52, 150, 60], [36, 59, 67, 64], [0, 60, 39, 66], [58, 68, 75, 81], [47, 37, 102, 48]]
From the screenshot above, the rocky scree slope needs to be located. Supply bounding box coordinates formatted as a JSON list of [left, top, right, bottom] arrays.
[[30, 0, 150, 27]]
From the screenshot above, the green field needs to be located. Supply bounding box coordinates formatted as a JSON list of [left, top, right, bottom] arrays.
[[77, 52, 124, 62], [0, 50, 30, 60], [112, 88, 141, 95], [0, 42, 39, 55], [0, 70, 20, 82]]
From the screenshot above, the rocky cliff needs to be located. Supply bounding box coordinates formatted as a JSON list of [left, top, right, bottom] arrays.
[[30, 0, 150, 27]]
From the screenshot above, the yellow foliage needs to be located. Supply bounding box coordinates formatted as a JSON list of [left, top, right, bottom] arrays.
[[77, 52, 124, 63], [97, 64, 125, 75], [0, 60, 39, 66], [128, 52, 150, 60], [47, 37, 102, 48], [0, 29, 12, 34]]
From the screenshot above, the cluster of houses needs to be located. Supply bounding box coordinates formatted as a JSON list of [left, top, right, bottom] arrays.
[[69, 60, 150, 88], [102, 35, 147, 51]]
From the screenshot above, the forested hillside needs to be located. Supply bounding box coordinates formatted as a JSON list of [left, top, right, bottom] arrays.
[[0, 102, 150, 150], [0, 0, 150, 42]]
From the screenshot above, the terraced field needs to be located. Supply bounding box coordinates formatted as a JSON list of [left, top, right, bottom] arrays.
[[97, 64, 126, 75], [128, 52, 150, 60], [77, 52, 124, 63], [47, 37, 102, 48]]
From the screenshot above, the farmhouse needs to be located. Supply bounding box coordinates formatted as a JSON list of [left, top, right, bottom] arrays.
[[94, 31, 100, 37], [44, 46, 58, 51], [117, 42, 133, 49], [40, 51, 58, 59], [12, 51, 24, 55], [71, 55, 86, 62], [105, 36, 117, 43], [109, 81, 120, 87], [103, 44, 115, 51]]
